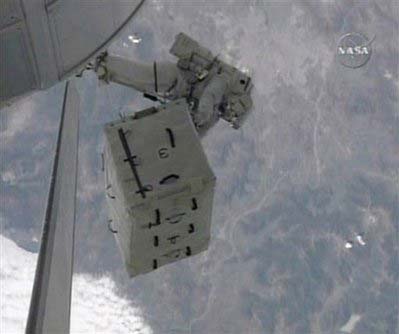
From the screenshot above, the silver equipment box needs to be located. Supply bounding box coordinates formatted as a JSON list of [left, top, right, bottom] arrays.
[[103, 99, 216, 277]]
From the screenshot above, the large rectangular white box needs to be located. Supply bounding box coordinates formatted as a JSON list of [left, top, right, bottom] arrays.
[[103, 99, 216, 277]]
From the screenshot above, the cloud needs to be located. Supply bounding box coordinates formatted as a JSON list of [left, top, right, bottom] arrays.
[[0, 235, 152, 334], [0, 98, 37, 146]]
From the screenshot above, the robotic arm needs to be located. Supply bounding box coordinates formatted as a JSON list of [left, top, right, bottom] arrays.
[[93, 33, 254, 135], [95, 55, 180, 98]]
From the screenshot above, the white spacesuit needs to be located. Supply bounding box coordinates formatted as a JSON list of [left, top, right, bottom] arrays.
[[93, 33, 254, 136]]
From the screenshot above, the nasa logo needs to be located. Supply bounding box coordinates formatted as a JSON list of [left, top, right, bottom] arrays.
[[337, 33, 373, 68], [338, 45, 369, 55]]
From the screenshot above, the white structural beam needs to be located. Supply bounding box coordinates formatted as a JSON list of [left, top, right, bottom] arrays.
[[26, 80, 80, 334]]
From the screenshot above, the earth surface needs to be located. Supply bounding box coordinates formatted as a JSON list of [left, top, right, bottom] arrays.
[[1, 1, 398, 333]]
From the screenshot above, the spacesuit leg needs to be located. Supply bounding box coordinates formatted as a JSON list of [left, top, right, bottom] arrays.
[[195, 72, 229, 135], [100, 54, 179, 96]]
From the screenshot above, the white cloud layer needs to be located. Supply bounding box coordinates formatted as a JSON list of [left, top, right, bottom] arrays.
[[0, 98, 37, 146], [0, 235, 152, 334]]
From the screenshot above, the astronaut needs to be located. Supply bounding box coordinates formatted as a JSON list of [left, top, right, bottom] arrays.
[[92, 33, 254, 136]]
